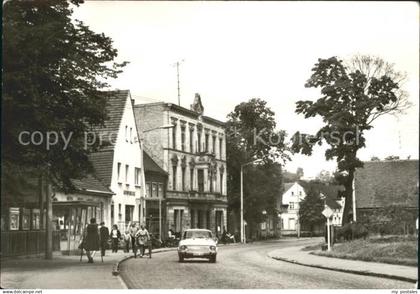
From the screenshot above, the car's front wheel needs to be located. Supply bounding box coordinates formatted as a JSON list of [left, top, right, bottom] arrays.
[[209, 255, 216, 263]]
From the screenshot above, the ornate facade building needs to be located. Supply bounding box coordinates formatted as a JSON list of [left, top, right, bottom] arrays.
[[134, 94, 228, 237]]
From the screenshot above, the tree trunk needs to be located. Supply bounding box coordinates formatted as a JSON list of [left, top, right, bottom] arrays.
[[342, 169, 355, 225]]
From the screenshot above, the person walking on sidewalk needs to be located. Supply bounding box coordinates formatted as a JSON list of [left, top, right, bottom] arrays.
[[129, 222, 139, 257], [84, 218, 100, 263], [135, 224, 150, 258], [99, 222, 110, 257], [123, 230, 131, 253], [110, 224, 121, 253]]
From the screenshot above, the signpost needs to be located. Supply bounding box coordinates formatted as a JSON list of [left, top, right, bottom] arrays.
[[322, 206, 334, 251]]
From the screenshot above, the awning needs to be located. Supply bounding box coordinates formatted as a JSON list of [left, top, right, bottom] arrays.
[[52, 200, 101, 208]]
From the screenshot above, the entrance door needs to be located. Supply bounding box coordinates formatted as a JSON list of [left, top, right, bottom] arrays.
[[288, 218, 295, 230], [216, 210, 223, 236]]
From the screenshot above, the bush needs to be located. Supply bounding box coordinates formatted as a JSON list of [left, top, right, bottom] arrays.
[[335, 222, 368, 242]]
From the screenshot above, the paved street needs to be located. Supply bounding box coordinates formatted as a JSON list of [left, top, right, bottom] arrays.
[[120, 239, 412, 289]]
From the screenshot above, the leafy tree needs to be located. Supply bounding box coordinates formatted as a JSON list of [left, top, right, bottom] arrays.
[[226, 98, 288, 236], [2, 0, 127, 191], [242, 162, 283, 237], [291, 55, 411, 224], [385, 155, 400, 161], [370, 156, 381, 161], [298, 187, 324, 236], [282, 170, 299, 183], [316, 170, 333, 183]]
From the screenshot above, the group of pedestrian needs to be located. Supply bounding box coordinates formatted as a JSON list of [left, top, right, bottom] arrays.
[[127, 222, 152, 258], [80, 218, 152, 263]]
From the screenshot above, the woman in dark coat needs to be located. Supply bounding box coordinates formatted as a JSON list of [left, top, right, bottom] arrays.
[[84, 218, 100, 263]]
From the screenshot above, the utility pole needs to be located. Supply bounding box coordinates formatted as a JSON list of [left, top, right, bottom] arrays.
[[45, 173, 53, 259]]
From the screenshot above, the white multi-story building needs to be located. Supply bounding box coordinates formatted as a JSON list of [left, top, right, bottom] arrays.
[[90, 90, 146, 230], [280, 182, 306, 233]]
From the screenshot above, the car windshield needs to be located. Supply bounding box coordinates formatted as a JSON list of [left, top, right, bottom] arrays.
[[183, 230, 212, 239]]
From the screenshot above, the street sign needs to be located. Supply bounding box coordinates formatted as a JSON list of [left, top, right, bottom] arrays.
[[322, 206, 334, 219]]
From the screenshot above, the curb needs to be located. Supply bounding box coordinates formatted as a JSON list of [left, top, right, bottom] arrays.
[[268, 252, 417, 283], [112, 248, 177, 276]]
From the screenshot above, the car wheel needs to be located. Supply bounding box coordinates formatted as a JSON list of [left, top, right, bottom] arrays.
[[179, 255, 184, 263], [209, 255, 216, 263]]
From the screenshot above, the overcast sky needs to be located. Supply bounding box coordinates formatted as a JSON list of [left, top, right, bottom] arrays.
[[73, 1, 419, 178]]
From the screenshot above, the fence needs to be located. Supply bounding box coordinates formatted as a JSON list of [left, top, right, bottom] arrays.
[[1, 230, 61, 257]]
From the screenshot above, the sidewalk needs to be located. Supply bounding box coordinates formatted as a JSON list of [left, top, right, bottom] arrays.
[[268, 244, 418, 283], [0, 247, 175, 289]]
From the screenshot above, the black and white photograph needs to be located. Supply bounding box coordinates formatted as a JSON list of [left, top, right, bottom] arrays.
[[1, 0, 419, 291]]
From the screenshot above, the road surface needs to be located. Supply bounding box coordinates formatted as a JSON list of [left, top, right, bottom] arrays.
[[120, 239, 412, 289]]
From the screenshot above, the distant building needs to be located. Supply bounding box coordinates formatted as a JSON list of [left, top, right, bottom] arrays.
[[280, 182, 306, 234], [354, 159, 419, 234], [134, 94, 228, 237], [143, 150, 168, 239], [279, 180, 344, 236]]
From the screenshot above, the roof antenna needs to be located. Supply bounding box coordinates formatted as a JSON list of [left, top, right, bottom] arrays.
[[172, 59, 184, 106]]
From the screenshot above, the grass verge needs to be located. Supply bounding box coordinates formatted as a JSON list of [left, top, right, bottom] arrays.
[[311, 237, 417, 267]]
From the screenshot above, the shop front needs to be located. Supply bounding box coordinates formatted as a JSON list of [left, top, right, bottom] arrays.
[[52, 200, 105, 255]]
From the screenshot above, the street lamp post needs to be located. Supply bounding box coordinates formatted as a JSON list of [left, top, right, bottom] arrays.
[[142, 124, 174, 241], [240, 159, 263, 244]]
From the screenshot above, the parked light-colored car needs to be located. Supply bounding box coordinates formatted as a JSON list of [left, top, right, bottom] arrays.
[[178, 229, 217, 263]]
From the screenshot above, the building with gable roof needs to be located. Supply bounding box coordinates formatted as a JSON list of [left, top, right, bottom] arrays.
[[354, 159, 418, 234], [279, 180, 345, 236], [89, 90, 146, 230]]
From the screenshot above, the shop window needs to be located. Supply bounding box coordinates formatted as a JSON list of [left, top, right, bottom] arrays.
[[158, 183, 163, 198], [32, 209, 41, 230], [197, 210, 203, 228], [125, 205, 134, 222], [22, 208, 30, 230], [174, 209, 184, 233], [152, 183, 158, 198], [111, 204, 114, 224], [146, 182, 151, 197], [9, 208, 20, 230]]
